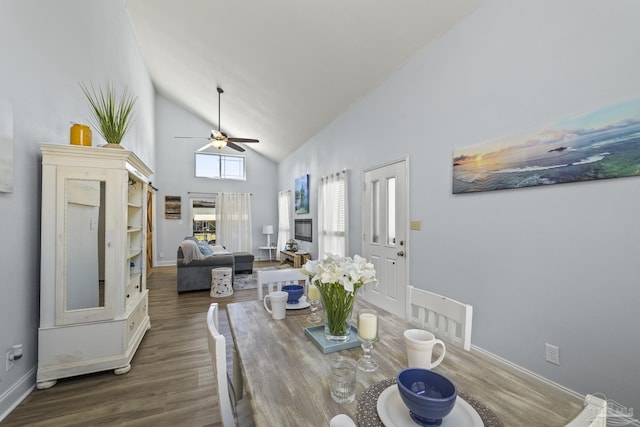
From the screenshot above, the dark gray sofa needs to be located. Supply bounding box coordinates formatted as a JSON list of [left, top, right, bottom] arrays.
[[176, 237, 255, 293], [176, 246, 235, 293], [234, 252, 254, 274]]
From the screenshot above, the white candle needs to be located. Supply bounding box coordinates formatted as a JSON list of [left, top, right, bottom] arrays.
[[308, 284, 320, 301], [359, 312, 378, 340]]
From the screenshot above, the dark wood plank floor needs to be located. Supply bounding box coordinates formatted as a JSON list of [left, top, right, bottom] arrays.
[[2, 263, 273, 427]]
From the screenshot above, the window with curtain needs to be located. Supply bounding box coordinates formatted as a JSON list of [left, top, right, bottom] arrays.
[[216, 193, 252, 252], [277, 190, 291, 251], [318, 170, 348, 258]]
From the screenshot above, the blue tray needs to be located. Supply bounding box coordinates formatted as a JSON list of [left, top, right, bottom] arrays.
[[304, 325, 361, 354]]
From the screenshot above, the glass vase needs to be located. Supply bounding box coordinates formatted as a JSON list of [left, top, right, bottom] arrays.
[[320, 285, 355, 342]]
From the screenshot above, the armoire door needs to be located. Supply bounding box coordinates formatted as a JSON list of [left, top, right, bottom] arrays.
[[146, 186, 154, 278]]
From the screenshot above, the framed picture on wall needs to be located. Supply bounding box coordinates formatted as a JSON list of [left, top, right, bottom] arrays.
[[164, 195, 181, 219], [295, 174, 309, 214]]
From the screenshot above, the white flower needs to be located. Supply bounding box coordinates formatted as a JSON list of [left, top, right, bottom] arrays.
[[301, 253, 377, 294]]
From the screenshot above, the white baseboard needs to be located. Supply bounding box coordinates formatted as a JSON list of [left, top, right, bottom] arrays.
[[154, 260, 176, 267], [0, 367, 36, 422], [470, 344, 584, 402]]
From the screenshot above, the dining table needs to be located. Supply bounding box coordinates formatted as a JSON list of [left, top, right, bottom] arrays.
[[226, 299, 583, 426]]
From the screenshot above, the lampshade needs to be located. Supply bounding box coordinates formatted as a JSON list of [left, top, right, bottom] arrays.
[[262, 225, 273, 235]]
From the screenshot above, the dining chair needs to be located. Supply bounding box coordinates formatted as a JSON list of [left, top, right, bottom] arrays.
[[408, 286, 473, 351], [565, 394, 607, 426], [257, 268, 309, 300], [207, 303, 244, 427]]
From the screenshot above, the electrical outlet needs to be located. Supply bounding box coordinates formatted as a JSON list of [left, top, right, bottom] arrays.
[[6, 351, 14, 371], [545, 343, 560, 365]]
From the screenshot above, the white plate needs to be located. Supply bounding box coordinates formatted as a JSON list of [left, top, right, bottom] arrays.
[[286, 301, 310, 310], [376, 384, 484, 427]]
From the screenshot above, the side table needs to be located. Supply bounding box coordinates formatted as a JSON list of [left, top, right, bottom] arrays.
[[211, 267, 233, 297], [259, 246, 277, 261]]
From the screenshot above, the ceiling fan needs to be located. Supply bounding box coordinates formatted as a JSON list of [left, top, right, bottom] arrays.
[[175, 87, 259, 152]]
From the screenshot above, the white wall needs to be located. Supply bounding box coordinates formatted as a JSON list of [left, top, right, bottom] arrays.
[[153, 95, 278, 265], [0, 0, 155, 418], [279, 0, 640, 410]]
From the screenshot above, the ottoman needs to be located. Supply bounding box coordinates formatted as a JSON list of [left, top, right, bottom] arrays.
[[233, 252, 254, 274]]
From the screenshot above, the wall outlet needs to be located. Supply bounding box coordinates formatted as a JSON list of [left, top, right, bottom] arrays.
[[6, 351, 14, 371], [545, 343, 560, 365]]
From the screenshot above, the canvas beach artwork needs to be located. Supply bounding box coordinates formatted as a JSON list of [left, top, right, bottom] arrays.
[[453, 98, 640, 194], [295, 174, 309, 214]]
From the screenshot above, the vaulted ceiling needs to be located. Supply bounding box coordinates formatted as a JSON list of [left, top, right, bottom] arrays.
[[124, 0, 485, 162]]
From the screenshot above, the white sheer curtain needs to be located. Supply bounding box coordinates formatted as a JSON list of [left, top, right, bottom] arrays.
[[277, 190, 291, 251], [318, 170, 348, 258], [216, 192, 252, 252]]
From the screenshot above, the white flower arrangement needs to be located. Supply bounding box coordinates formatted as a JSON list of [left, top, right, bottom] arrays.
[[302, 253, 377, 338], [302, 253, 377, 293]]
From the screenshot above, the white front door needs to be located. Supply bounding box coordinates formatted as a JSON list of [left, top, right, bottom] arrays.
[[362, 159, 408, 317]]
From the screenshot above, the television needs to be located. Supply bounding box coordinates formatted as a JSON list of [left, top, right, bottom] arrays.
[[294, 219, 312, 242]]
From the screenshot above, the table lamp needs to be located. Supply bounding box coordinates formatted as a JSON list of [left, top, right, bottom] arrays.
[[262, 225, 274, 248]]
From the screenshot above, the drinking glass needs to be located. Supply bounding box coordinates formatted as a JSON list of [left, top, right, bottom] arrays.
[[306, 284, 321, 323], [330, 356, 357, 404], [356, 308, 379, 372]]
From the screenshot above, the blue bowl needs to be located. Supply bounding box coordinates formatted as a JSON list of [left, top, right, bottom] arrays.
[[396, 368, 457, 426], [282, 285, 304, 304]]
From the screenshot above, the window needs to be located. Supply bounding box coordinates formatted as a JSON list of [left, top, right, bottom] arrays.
[[191, 198, 216, 243], [277, 190, 292, 250], [195, 152, 246, 180], [318, 170, 348, 257]]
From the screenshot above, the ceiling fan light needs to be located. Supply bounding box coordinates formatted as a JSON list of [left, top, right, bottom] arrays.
[[211, 138, 227, 149]]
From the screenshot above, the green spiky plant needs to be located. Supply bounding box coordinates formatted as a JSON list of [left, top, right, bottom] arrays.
[[80, 82, 136, 145]]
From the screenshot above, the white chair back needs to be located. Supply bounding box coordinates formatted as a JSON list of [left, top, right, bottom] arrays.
[[408, 286, 473, 351], [565, 394, 607, 427], [257, 268, 309, 300], [207, 303, 237, 427]]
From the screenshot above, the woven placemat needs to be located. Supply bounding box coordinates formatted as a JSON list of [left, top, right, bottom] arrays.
[[356, 378, 504, 427]]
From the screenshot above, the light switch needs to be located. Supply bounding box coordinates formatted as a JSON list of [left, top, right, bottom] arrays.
[[410, 220, 422, 231], [90, 218, 98, 230]]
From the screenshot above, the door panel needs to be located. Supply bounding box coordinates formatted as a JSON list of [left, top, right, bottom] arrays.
[[362, 159, 408, 317], [146, 187, 154, 278]]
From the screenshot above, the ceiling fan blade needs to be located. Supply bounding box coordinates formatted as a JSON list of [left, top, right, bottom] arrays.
[[175, 136, 209, 140], [226, 141, 245, 152], [196, 142, 212, 152], [227, 137, 259, 143]]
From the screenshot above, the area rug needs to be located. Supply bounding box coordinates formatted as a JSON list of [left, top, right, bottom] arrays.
[[234, 265, 292, 290]]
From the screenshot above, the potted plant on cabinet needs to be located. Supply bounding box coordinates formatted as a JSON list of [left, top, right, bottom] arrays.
[[80, 82, 136, 148]]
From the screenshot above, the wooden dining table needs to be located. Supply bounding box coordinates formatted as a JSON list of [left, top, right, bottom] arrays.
[[226, 299, 583, 426]]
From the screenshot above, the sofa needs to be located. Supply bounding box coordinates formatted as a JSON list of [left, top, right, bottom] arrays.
[[176, 239, 254, 293], [234, 252, 254, 274]]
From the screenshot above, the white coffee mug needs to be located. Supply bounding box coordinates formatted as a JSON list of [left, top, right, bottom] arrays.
[[403, 329, 446, 369], [263, 291, 288, 320]]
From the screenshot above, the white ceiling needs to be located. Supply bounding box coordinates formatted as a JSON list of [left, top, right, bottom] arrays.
[[124, 0, 485, 162]]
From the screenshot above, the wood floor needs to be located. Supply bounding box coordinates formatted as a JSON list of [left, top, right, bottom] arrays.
[[2, 263, 275, 427]]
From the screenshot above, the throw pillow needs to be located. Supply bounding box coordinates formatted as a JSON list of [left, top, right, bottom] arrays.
[[196, 240, 213, 256], [210, 244, 230, 254]]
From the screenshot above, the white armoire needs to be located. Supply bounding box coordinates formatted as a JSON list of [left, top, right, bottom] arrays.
[[38, 144, 153, 389]]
